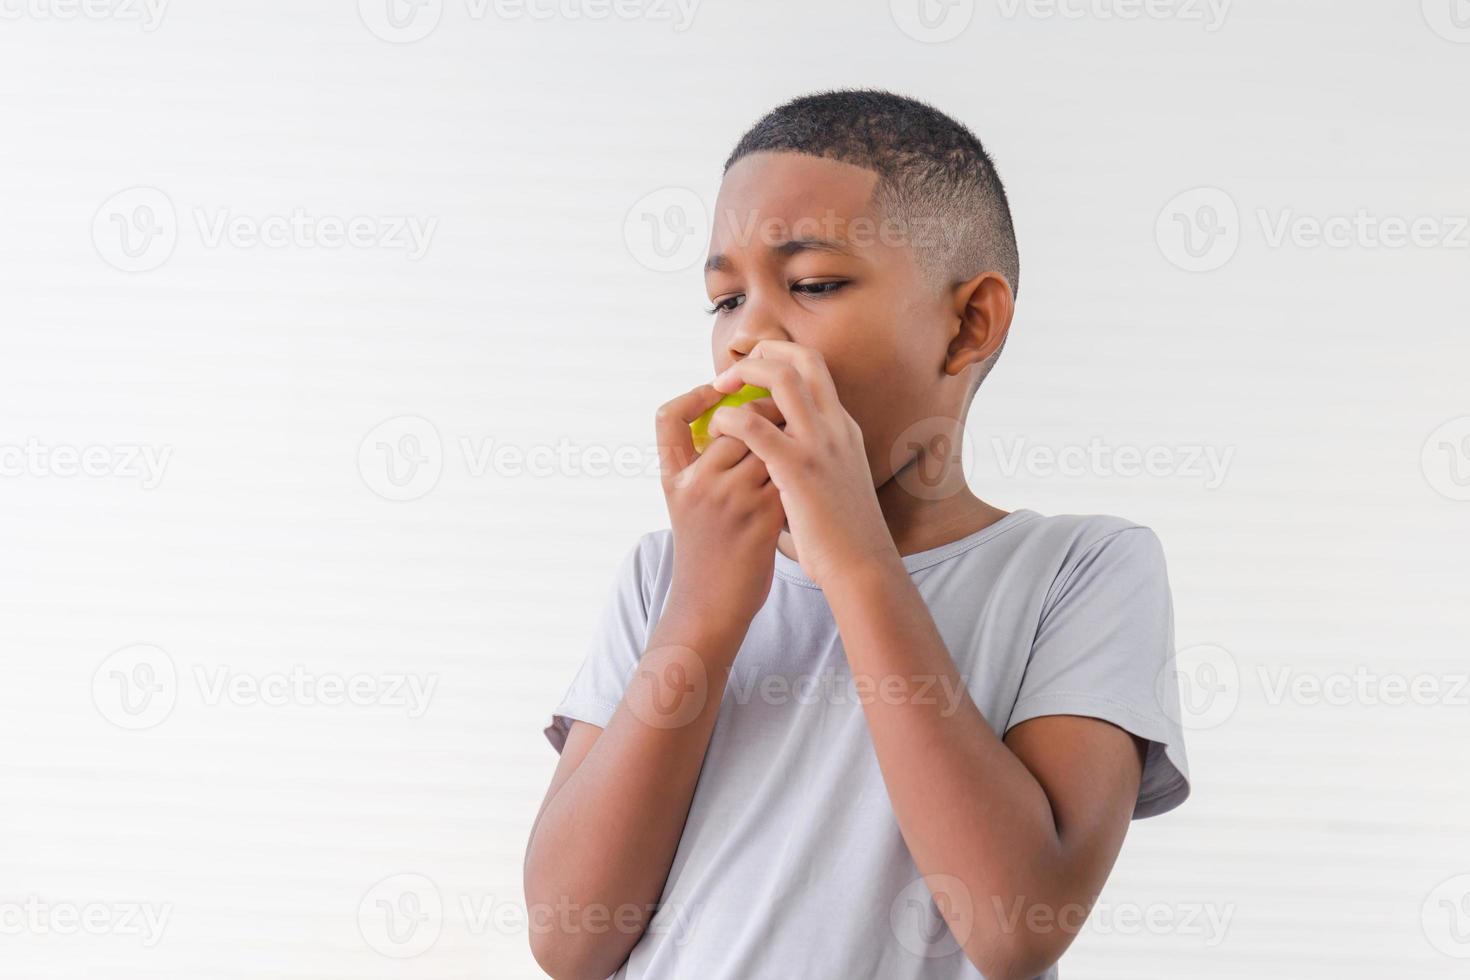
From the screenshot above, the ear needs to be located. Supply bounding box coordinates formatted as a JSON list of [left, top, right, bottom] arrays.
[[944, 272, 1015, 377]]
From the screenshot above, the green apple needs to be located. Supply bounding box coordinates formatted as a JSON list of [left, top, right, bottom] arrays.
[[689, 384, 772, 454]]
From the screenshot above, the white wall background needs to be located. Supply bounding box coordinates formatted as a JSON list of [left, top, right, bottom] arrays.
[[2, 1, 1468, 976]]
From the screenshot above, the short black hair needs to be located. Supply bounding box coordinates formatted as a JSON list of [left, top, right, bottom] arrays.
[[723, 88, 1020, 298]]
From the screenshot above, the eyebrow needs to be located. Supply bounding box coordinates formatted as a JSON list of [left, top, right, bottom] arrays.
[[703, 236, 857, 275]]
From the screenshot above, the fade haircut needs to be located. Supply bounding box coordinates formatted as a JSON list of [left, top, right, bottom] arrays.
[[723, 89, 1020, 386]]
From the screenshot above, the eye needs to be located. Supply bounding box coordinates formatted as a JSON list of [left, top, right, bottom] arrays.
[[793, 279, 848, 298], [705, 294, 745, 316]]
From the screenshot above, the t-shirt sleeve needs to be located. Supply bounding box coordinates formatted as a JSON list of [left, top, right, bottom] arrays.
[[1005, 525, 1191, 819], [542, 534, 652, 754]]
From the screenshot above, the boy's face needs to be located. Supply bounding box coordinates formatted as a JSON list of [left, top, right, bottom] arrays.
[[704, 151, 983, 491]]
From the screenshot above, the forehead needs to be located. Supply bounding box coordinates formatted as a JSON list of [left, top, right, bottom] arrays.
[[710, 151, 883, 252]]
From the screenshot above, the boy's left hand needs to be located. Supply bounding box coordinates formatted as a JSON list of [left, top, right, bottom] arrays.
[[705, 340, 898, 588]]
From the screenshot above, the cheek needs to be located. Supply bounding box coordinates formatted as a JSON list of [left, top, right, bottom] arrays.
[[819, 311, 919, 407]]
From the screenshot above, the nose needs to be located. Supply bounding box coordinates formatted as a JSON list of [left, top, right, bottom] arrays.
[[726, 297, 790, 363]]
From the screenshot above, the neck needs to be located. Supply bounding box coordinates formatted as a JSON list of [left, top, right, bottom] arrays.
[[775, 442, 1010, 563]]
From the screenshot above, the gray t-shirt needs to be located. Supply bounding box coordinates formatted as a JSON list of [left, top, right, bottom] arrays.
[[544, 508, 1191, 979]]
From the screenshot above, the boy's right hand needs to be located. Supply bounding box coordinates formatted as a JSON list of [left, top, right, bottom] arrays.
[[657, 384, 787, 629]]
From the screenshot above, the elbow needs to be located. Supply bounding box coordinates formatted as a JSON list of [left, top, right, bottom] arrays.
[[963, 933, 1069, 980], [528, 914, 637, 980], [522, 852, 612, 978], [522, 834, 649, 978], [523, 877, 641, 980], [529, 931, 616, 980]]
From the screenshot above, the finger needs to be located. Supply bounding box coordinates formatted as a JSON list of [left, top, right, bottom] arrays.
[[710, 394, 785, 432], [680, 400, 782, 488], [744, 395, 786, 430], [705, 401, 793, 470], [711, 358, 817, 440], [725, 441, 770, 488], [700, 429, 756, 470], [672, 428, 755, 490], [735, 339, 842, 414], [656, 384, 728, 487]]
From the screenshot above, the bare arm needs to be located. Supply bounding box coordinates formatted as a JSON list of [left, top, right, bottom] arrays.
[[523, 383, 786, 979], [523, 602, 749, 979], [822, 559, 1145, 980]]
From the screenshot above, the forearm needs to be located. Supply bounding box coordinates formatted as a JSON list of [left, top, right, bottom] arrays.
[[524, 597, 747, 973], [821, 558, 1075, 975]]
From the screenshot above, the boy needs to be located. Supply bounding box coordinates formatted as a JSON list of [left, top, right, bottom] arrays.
[[525, 89, 1190, 980]]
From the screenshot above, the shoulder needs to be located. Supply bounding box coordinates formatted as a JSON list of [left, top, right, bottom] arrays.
[[631, 526, 676, 568], [613, 527, 678, 604], [1013, 510, 1165, 565], [1008, 511, 1169, 605]]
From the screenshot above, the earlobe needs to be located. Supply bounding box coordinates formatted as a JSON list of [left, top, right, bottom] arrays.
[[945, 272, 1014, 376]]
